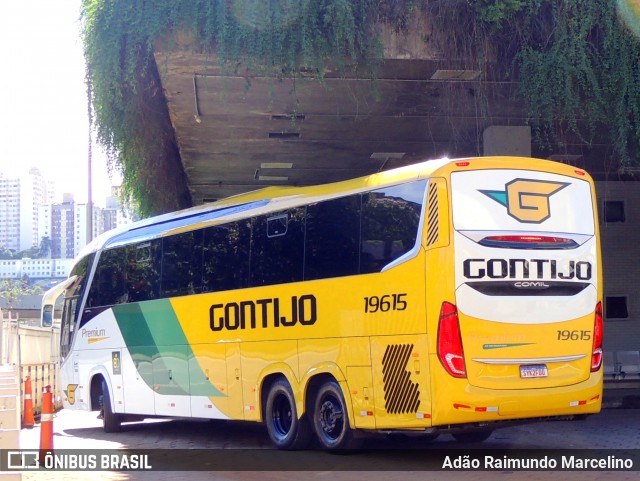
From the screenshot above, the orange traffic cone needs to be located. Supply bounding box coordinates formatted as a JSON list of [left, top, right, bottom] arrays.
[[22, 376, 35, 429], [39, 385, 54, 457]]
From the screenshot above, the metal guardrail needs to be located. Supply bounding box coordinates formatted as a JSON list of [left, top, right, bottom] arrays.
[[604, 350, 640, 382], [19, 363, 62, 421]]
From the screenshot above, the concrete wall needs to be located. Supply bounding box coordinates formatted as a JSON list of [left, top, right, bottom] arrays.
[[596, 181, 640, 351], [1, 314, 62, 422], [0, 365, 21, 464], [0, 318, 59, 366]]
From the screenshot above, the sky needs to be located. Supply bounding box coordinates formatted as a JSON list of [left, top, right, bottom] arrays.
[[0, 0, 119, 207]]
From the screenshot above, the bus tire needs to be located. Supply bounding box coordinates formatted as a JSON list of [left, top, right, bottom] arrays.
[[452, 430, 492, 443], [101, 381, 122, 433], [312, 380, 360, 450], [264, 378, 312, 450]]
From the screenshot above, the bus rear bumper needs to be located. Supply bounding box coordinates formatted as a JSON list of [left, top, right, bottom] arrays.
[[431, 372, 603, 427]]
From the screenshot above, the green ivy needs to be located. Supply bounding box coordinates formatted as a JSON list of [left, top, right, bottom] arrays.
[[471, 0, 530, 24], [511, 0, 640, 166], [81, 0, 422, 217], [82, 1, 640, 216]]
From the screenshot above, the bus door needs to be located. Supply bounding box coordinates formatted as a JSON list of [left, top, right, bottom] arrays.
[[52, 277, 84, 409], [122, 345, 155, 415]]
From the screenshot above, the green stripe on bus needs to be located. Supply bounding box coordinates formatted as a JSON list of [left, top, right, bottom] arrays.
[[112, 301, 223, 397]]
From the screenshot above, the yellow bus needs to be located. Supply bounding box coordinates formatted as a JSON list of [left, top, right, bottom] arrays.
[[46, 156, 603, 449]]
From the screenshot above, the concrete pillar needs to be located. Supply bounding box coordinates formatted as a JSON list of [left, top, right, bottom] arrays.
[[483, 125, 532, 157]]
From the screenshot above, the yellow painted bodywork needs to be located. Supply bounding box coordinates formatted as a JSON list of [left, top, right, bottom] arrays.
[[111, 157, 604, 431]]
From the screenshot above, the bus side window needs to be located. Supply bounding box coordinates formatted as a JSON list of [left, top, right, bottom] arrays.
[[86, 248, 127, 307], [42, 304, 53, 327], [305, 196, 361, 281], [250, 208, 305, 287], [360, 181, 425, 274], [161, 230, 203, 297], [202, 221, 251, 293], [126, 240, 161, 303]]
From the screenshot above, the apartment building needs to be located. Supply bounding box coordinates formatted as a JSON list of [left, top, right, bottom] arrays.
[[0, 168, 55, 251]]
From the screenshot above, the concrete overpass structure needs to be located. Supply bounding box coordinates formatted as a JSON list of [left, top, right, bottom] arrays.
[[152, 21, 614, 205]]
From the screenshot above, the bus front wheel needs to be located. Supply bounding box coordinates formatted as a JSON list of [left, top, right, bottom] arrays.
[[312, 380, 360, 450], [264, 378, 312, 449], [101, 381, 122, 433]]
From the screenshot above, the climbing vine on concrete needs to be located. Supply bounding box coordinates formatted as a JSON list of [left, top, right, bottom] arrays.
[[81, 0, 421, 216], [81, 0, 640, 216], [514, 0, 640, 168]]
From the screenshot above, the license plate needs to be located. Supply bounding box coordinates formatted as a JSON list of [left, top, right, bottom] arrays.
[[520, 364, 548, 378]]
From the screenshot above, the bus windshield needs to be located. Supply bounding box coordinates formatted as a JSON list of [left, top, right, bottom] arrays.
[[59, 254, 94, 359]]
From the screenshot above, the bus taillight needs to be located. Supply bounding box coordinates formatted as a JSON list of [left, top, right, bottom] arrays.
[[479, 235, 578, 249], [591, 302, 603, 372], [437, 302, 467, 378]]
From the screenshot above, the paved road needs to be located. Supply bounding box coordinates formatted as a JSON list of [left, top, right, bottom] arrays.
[[15, 407, 640, 481]]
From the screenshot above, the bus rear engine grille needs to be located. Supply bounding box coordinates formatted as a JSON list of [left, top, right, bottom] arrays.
[[382, 344, 421, 414]]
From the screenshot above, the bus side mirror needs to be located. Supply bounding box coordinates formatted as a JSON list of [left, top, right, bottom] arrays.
[[41, 276, 78, 328], [42, 304, 53, 327]]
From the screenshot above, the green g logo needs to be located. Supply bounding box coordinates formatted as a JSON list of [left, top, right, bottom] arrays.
[[480, 179, 569, 223]]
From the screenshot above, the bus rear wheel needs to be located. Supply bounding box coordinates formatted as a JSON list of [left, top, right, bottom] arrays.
[[264, 378, 312, 449], [312, 380, 360, 450], [101, 381, 122, 433]]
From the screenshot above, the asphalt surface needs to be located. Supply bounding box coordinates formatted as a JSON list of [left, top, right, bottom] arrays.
[[12, 392, 640, 481]]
